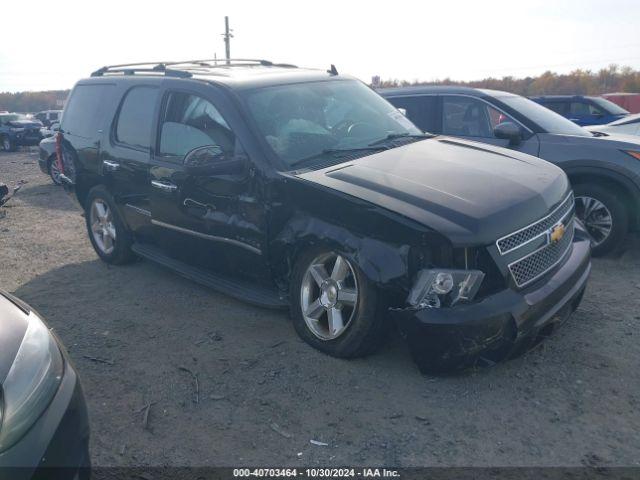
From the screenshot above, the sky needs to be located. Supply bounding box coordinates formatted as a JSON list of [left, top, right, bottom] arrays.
[[1, 0, 640, 92]]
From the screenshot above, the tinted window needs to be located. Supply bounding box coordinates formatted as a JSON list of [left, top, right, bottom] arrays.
[[388, 96, 438, 133], [50, 112, 59, 120], [442, 96, 517, 138], [569, 101, 602, 116], [115, 86, 159, 149], [159, 92, 235, 158], [543, 102, 567, 115], [62, 84, 115, 138]]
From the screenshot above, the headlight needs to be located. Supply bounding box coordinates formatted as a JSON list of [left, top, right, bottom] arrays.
[[407, 269, 485, 308], [0, 311, 63, 452]]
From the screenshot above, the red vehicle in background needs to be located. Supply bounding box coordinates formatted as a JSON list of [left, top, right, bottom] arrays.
[[602, 93, 640, 114]]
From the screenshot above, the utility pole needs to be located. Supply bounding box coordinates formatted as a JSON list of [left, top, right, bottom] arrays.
[[223, 16, 233, 65]]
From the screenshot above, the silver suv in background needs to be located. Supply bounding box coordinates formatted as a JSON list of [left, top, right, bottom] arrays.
[[380, 86, 640, 256]]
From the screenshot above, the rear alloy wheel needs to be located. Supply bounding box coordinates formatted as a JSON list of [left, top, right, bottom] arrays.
[[574, 184, 628, 256], [291, 248, 388, 358], [85, 185, 136, 265], [89, 199, 117, 255], [48, 155, 62, 185]]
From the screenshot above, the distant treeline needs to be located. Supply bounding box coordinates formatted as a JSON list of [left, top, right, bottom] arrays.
[[2, 65, 640, 112], [378, 65, 640, 96], [0, 90, 69, 113]]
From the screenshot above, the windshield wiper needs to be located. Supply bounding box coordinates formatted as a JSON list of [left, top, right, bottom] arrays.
[[368, 133, 433, 146], [289, 146, 388, 169]]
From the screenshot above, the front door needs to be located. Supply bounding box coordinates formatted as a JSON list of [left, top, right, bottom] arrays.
[[440, 95, 540, 156], [148, 89, 268, 283]]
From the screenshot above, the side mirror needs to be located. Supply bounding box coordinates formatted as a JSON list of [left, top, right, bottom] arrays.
[[493, 121, 522, 146], [183, 145, 243, 176]]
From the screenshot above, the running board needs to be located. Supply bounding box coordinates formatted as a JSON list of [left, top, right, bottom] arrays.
[[131, 243, 288, 309]]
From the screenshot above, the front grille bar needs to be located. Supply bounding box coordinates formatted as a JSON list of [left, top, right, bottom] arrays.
[[496, 193, 574, 255]]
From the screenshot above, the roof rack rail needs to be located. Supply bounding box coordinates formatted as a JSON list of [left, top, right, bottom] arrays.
[[90, 59, 297, 77]]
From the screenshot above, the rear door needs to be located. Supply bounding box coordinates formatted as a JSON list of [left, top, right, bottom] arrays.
[[440, 95, 540, 156], [101, 84, 160, 239], [148, 84, 269, 283]]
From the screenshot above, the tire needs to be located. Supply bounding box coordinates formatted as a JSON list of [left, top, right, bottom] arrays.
[[48, 155, 62, 185], [85, 185, 136, 265], [1, 136, 15, 152], [290, 247, 388, 358], [574, 183, 628, 257]]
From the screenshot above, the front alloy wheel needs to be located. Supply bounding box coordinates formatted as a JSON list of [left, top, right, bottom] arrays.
[[291, 248, 388, 358], [575, 195, 612, 247], [573, 184, 628, 257], [300, 253, 359, 340], [2, 137, 12, 152], [89, 199, 116, 255]]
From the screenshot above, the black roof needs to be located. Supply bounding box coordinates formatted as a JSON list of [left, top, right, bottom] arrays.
[[378, 85, 517, 98], [85, 59, 351, 90]]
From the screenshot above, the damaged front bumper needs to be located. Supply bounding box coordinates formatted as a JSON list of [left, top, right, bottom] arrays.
[[391, 228, 591, 373]]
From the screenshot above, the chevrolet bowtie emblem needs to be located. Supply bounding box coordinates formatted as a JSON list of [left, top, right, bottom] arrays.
[[550, 223, 566, 243]]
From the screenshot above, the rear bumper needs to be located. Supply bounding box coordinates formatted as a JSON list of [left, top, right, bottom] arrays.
[[0, 355, 90, 479], [392, 228, 592, 373]]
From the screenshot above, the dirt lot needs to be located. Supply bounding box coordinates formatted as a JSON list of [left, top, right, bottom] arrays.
[[1, 149, 639, 468]]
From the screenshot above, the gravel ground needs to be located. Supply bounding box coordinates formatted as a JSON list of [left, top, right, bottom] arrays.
[[1, 149, 639, 468]]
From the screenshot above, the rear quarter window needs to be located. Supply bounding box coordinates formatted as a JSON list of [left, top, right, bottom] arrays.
[[61, 84, 116, 138]]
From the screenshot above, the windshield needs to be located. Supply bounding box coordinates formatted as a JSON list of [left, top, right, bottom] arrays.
[[590, 97, 629, 116], [497, 95, 591, 136], [243, 79, 422, 167]]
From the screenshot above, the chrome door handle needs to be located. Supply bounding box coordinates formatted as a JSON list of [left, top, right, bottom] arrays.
[[151, 180, 178, 193], [103, 160, 120, 171]]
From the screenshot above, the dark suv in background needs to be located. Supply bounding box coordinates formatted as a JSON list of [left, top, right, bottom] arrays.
[[0, 113, 43, 151], [530, 95, 629, 126], [55, 60, 591, 371], [381, 86, 640, 256]]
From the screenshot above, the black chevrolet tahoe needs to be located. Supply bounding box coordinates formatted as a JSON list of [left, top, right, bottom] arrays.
[[55, 60, 591, 372]]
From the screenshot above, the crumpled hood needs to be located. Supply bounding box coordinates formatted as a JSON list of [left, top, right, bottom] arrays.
[[0, 292, 29, 384], [295, 137, 570, 246]]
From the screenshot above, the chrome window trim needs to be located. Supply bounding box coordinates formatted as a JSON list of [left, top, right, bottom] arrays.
[[496, 192, 574, 255], [507, 219, 575, 289], [150, 219, 261, 255]]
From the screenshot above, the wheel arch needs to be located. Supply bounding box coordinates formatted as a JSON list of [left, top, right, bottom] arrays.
[[269, 213, 414, 304], [566, 166, 640, 231]]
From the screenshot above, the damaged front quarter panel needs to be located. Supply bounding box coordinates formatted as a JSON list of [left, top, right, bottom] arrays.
[[268, 174, 454, 307]]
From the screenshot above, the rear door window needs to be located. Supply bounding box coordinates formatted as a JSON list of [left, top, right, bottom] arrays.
[[115, 86, 159, 150], [61, 84, 115, 138]]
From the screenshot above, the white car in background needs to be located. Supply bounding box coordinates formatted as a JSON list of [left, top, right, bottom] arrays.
[[587, 114, 640, 137]]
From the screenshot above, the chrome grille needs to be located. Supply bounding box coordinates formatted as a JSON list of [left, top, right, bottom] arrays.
[[508, 218, 574, 288], [497, 193, 574, 255]]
